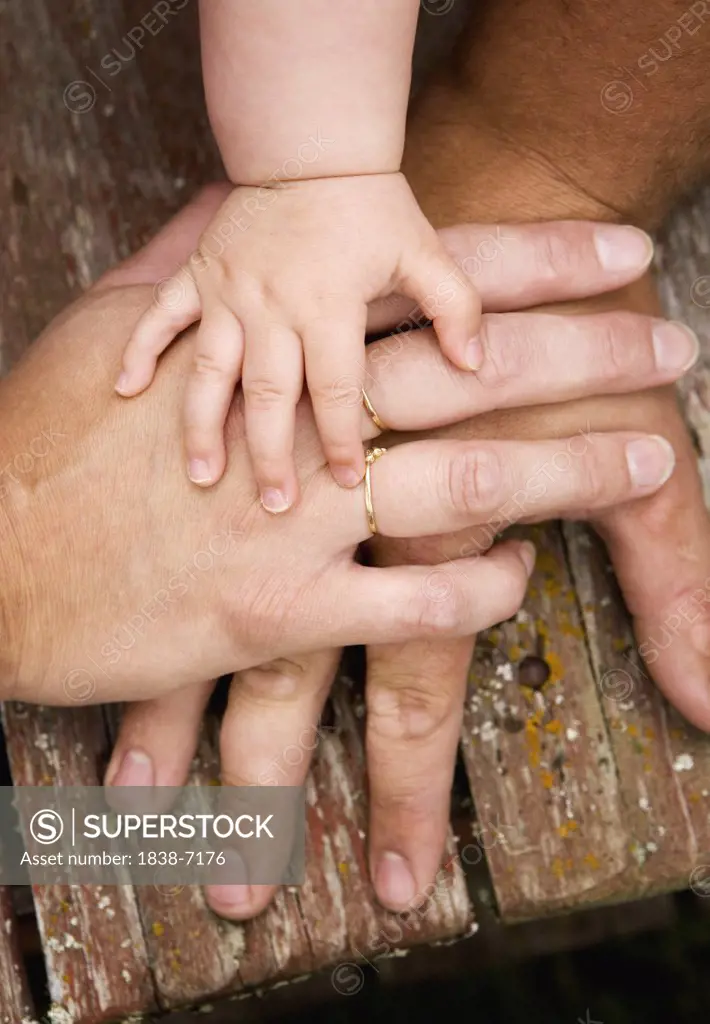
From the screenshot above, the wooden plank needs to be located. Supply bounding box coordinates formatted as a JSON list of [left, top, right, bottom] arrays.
[[1, 703, 156, 1023], [0, 885, 35, 1024], [565, 523, 710, 897], [116, 675, 472, 1012], [0, 0, 214, 367], [462, 523, 632, 919]]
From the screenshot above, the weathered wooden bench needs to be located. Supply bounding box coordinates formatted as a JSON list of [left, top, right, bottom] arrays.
[[2, 1, 710, 1020]]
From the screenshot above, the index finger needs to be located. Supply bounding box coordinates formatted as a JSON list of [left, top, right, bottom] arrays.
[[366, 221, 653, 330]]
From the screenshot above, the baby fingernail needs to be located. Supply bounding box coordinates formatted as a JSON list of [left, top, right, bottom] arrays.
[[188, 459, 214, 485], [594, 225, 654, 272], [625, 436, 675, 488], [652, 321, 700, 373], [466, 335, 484, 370], [332, 465, 363, 489], [115, 372, 131, 394], [375, 851, 416, 909], [261, 488, 291, 513]]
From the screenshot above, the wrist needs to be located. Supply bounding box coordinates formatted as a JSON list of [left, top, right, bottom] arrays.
[[219, 128, 404, 190], [404, 81, 675, 231], [231, 168, 405, 192]]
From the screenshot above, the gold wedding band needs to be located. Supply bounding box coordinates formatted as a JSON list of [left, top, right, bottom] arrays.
[[364, 446, 387, 535], [362, 388, 387, 431]]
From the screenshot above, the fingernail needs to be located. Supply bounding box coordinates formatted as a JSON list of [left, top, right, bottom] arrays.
[[115, 372, 131, 395], [332, 465, 363, 489], [691, 619, 710, 657], [206, 849, 251, 913], [375, 851, 416, 909], [207, 883, 252, 913], [107, 749, 154, 787], [652, 321, 700, 373], [594, 226, 654, 273], [466, 335, 484, 371], [519, 541, 537, 575], [625, 435, 675, 488], [261, 488, 291, 513], [188, 459, 214, 485]]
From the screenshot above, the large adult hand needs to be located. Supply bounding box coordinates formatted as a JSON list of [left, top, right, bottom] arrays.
[[346, 61, 710, 914], [104, 188, 693, 920], [2, 290, 540, 702]]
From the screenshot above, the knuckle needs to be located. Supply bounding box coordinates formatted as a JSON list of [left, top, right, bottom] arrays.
[[476, 316, 528, 387], [193, 349, 240, 379], [577, 450, 608, 507], [532, 228, 580, 281], [444, 445, 503, 515], [309, 378, 357, 411], [367, 676, 454, 743], [238, 658, 309, 703], [222, 576, 288, 660], [243, 377, 294, 409], [594, 314, 637, 378], [407, 585, 465, 637]]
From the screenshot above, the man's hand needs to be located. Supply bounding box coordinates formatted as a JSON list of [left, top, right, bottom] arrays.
[[353, 4, 710, 911]]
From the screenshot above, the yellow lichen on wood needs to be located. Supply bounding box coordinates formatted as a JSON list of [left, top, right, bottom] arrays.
[[546, 651, 565, 683], [525, 712, 543, 768]]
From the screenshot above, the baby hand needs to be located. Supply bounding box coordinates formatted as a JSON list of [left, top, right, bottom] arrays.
[[117, 172, 481, 509]]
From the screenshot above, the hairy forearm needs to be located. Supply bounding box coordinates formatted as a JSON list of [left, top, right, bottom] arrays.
[[199, 0, 419, 184], [406, 0, 710, 230]]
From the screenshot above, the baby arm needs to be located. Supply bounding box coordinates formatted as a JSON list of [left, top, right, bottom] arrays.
[[118, 0, 481, 507]]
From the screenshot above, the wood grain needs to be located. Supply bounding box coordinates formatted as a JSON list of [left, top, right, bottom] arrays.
[[3, 0, 710, 1016], [460, 194, 710, 920], [0, 886, 35, 1024]]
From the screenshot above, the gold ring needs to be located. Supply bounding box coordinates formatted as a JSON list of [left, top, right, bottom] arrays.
[[364, 446, 387, 535], [362, 388, 386, 431]]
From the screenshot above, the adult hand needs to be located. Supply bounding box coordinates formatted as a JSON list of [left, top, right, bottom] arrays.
[[103, 187, 692, 919], [343, 47, 710, 914]]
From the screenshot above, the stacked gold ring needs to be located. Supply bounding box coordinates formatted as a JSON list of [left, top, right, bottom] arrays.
[[364, 446, 387, 534], [362, 388, 386, 431]]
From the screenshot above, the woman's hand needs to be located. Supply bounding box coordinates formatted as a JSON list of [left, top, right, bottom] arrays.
[[4, 274, 679, 705]]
